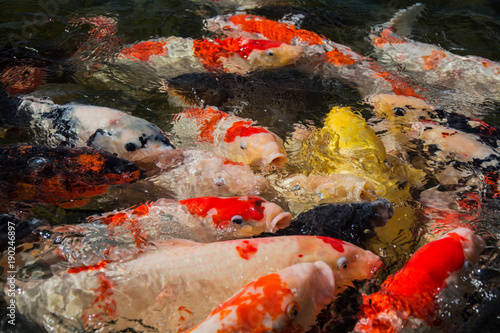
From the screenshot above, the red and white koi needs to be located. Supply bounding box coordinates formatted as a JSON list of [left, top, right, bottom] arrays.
[[45, 196, 292, 264], [17, 96, 174, 164], [354, 228, 485, 332], [205, 14, 425, 99], [371, 3, 500, 103], [12, 235, 381, 332], [188, 261, 336, 333], [171, 106, 288, 167]]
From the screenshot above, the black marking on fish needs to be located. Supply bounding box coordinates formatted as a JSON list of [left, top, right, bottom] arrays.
[[87, 129, 112, 147], [40, 105, 78, 148]]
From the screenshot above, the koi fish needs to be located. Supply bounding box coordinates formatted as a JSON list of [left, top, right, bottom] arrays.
[[32, 195, 291, 265], [204, 14, 425, 99], [267, 173, 378, 215], [151, 149, 268, 199], [187, 261, 336, 333], [86, 35, 302, 91], [371, 3, 500, 104], [261, 198, 393, 248], [354, 227, 485, 332], [12, 236, 381, 332], [15, 96, 174, 164], [0, 145, 143, 213], [171, 106, 288, 167]]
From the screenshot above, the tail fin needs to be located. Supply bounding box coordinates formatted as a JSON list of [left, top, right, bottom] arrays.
[[385, 3, 425, 37]]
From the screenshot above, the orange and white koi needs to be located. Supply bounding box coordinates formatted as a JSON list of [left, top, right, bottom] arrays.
[[371, 3, 500, 103], [0, 145, 143, 213], [16, 96, 174, 164], [188, 261, 336, 333], [45, 196, 292, 264], [10, 236, 382, 332], [171, 106, 288, 167], [12, 235, 381, 332], [205, 14, 425, 99], [150, 149, 268, 199], [354, 228, 485, 332]]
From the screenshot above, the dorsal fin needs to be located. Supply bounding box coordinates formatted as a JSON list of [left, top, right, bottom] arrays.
[[387, 3, 425, 37]]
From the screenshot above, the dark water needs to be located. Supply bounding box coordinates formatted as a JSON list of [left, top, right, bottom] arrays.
[[1, 0, 500, 332]]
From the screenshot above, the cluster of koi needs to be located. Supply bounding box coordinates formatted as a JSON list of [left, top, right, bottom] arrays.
[[0, 2, 498, 333]]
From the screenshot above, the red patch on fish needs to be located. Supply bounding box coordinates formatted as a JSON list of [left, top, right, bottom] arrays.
[[370, 67, 424, 99], [179, 196, 266, 229], [120, 41, 168, 62], [227, 14, 324, 45], [180, 107, 229, 143], [131, 204, 149, 217], [68, 260, 111, 274], [82, 273, 117, 326], [235, 240, 258, 260], [223, 158, 245, 166], [441, 131, 457, 138], [317, 236, 345, 253], [224, 121, 270, 143]]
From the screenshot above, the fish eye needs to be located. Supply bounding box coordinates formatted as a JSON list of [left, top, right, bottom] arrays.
[[240, 141, 247, 150], [231, 215, 245, 224], [286, 301, 299, 319], [124, 142, 138, 152], [392, 107, 406, 116], [266, 50, 275, 56], [214, 176, 225, 187], [337, 257, 349, 270], [27, 157, 49, 173]]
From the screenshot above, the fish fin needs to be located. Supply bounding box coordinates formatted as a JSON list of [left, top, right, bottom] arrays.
[[386, 3, 425, 37]]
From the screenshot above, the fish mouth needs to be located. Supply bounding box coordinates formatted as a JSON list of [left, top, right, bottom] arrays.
[[269, 211, 293, 232], [265, 151, 288, 166], [261, 201, 292, 232]]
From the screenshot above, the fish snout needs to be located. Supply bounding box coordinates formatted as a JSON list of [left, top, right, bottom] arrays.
[[265, 150, 288, 167], [368, 251, 384, 275], [261, 201, 292, 232], [311, 261, 336, 308]]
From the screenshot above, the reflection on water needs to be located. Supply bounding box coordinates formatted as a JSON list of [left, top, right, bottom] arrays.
[[1, 0, 500, 332]]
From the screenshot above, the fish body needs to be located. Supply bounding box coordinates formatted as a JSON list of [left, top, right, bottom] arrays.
[[171, 106, 288, 167], [41, 195, 291, 264], [12, 236, 382, 332], [87, 36, 302, 90], [355, 228, 485, 332], [0, 145, 143, 212], [205, 14, 424, 99], [16, 96, 174, 163], [371, 3, 500, 103], [151, 149, 268, 199], [188, 261, 336, 333]]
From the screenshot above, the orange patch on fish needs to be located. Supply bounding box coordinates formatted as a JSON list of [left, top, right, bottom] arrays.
[[131, 203, 150, 217], [236, 240, 258, 260], [323, 49, 357, 66], [422, 50, 446, 70], [372, 27, 407, 47], [82, 273, 117, 326], [120, 41, 168, 62], [76, 153, 106, 172], [370, 68, 424, 98], [68, 260, 112, 274], [227, 14, 324, 45], [223, 121, 270, 143], [223, 159, 245, 166], [181, 107, 228, 143], [441, 131, 457, 138]]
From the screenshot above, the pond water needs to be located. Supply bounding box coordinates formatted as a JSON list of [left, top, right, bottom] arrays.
[[1, 0, 500, 332]]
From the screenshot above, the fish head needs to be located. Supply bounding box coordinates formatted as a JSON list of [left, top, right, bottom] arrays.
[[178, 196, 292, 239], [211, 158, 269, 196], [302, 236, 382, 294], [366, 93, 433, 124], [87, 117, 174, 164], [193, 261, 335, 332], [445, 228, 485, 265], [222, 121, 288, 167], [240, 39, 303, 70]]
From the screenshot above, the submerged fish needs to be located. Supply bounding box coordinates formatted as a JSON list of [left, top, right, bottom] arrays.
[[171, 106, 288, 167], [0, 145, 143, 212], [205, 14, 424, 99], [371, 3, 500, 104], [355, 228, 485, 332], [15, 96, 174, 164], [188, 261, 336, 333], [86, 35, 302, 91], [12, 236, 381, 332], [39, 195, 292, 264]]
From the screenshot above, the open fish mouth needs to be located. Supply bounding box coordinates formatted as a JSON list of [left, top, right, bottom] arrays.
[[268, 211, 293, 232], [265, 151, 288, 166]]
